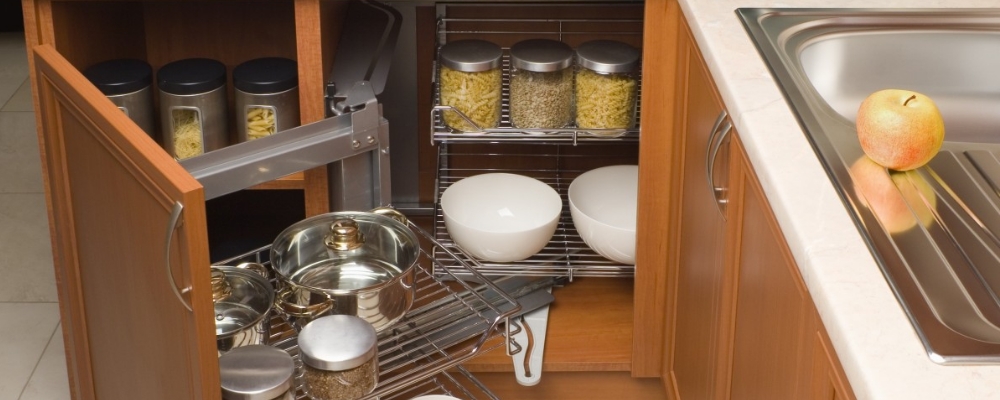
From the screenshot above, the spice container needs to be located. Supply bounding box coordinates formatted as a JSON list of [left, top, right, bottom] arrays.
[[509, 39, 574, 131], [83, 59, 156, 137], [438, 39, 503, 132], [233, 57, 300, 142], [574, 40, 641, 134], [157, 58, 228, 160], [299, 315, 379, 400], [219, 345, 296, 400]]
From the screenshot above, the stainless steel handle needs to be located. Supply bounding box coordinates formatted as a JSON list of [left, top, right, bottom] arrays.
[[705, 110, 728, 191], [164, 202, 193, 313], [707, 115, 733, 217]]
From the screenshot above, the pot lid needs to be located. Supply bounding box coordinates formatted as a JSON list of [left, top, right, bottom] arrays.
[[219, 345, 295, 400], [298, 315, 377, 371], [510, 39, 573, 72], [212, 265, 275, 338], [575, 40, 640, 74], [270, 209, 419, 294]]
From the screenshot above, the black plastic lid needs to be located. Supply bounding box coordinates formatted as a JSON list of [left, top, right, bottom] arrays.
[[83, 59, 152, 96], [157, 58, 227, 95], [233, 57, 298, 94]]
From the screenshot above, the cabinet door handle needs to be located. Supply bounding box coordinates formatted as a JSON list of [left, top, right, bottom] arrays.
[[706, 116, 733, 217], [165, 201, 193, 313], [705, 110, 728, 192]]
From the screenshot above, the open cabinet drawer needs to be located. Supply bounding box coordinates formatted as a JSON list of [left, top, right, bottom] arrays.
[[31, 42, 522, 399], [29, 18, 518, 400]]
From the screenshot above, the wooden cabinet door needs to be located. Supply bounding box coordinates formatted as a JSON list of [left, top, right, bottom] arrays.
[[727, 138, 812, 400], [33, 44, 219, 400], [666, 22, 734, 400]]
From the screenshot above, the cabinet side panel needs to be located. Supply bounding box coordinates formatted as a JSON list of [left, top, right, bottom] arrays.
[[633, 0, 680, 378]]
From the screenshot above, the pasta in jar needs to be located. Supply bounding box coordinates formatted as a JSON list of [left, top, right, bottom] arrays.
[[437, 39, 503, 133], [573, 40, 641, 134], [172, 108, 204, 160], [246, 106, 277, 140]]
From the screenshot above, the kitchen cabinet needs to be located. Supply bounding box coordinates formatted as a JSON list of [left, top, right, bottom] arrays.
[[662, 14, 856, 400]]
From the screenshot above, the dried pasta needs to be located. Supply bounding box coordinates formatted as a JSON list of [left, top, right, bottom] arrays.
[[575, 68, 637, 131], [246, 106, 276, 140], [439, 66, 501, 132], [172, 109, 204, 160]]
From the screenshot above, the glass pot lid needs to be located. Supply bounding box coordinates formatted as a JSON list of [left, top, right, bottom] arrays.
[[270, 208, 419, 294], [212, 265, 275, 338]]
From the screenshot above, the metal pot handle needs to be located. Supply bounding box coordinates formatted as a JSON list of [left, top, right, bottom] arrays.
[[371, 207, 409, 225], [234, 262, 271, 279], [274, 286, 335, 318]]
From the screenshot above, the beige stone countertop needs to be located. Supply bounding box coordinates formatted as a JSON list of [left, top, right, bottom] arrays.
[[677, 1, 1000, 399]]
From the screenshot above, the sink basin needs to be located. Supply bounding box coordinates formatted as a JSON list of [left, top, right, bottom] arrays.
[[739, 8, 1000, 364]]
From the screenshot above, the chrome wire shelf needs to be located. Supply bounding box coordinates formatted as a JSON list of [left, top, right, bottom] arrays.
[[216, 220, 520, 400], [432, 143, 637, 280], [431, 13, 643, 144]]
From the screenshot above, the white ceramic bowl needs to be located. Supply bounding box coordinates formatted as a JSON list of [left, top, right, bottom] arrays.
[[568, 165, 638, 265], [409, 396, 461, 400], [441, 173, 562, 262]]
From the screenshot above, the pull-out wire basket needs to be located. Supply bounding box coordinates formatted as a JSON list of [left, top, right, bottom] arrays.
[[432, 142, 638, 280], [430, 10, 644, 144], [215, 220, 520, 400]]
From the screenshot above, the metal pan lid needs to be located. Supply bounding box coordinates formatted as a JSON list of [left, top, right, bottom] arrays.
[[438, 39, 502, 72], [575, 40, 640, 74], [219, 345, 295, 400], [298, 315, 378, 371], [510, 39, 573, 72], [212, 265, 274, 338]]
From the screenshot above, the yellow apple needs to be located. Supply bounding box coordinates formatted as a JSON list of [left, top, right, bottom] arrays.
[[856, 89, 945, 171], [849, 155, 937, 234]]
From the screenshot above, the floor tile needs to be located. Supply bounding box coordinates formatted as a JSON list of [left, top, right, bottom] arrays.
[[0, 194, 56, 302], [19, 324, 70, 400], [0, 303, 60, 400], [1, 79, 32, 112], [0, 111, 43, 194], [0, 32, 29, 109]]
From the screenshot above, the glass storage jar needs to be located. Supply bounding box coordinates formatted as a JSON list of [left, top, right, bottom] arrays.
[[437, 39, 503, 132], [233, 57, 300, 142], [509, 39, 574, 131], [574, 40, 641, 134], [299, 315, 378, 400], [157, 58, 228, 160], [83, 59, 156, 138], [219, 345, 296, 400]]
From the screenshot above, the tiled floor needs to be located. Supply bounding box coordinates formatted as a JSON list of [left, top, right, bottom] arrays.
[[0, 31, 72, 400]]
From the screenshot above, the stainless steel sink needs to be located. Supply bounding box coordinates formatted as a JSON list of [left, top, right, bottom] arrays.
[[738, 8, 1000, 364]]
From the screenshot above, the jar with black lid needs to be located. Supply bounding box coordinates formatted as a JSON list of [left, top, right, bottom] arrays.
[[509, 39, 574, 131], [157, 58, 228, 160], [437, 39, 503, 132], [83, 59, 155, 137], [299, 315, 378, 400], [574, 40, 641, 134], [219, 345, 295, 400], [233, 57, 300, 142]]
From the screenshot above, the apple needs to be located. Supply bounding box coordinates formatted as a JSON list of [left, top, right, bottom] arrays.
[[856, 89, 945, 171], [849, 155, 937, 234]]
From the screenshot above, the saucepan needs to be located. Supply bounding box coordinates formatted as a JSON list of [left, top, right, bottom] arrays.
[[211, 262, 274, 355], [271, 207, 418, 332]]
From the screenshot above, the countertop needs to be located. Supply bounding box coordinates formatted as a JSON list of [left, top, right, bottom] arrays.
[[678, 0, 1000, 399]]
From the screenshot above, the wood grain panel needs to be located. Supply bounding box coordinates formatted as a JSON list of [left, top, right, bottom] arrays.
[[633, 0, 680, 378], [34, 44, 217, 400]]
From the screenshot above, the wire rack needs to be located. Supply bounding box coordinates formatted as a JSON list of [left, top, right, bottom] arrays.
[[430, 12, 644, 144], [215, 220, 520, 400], [432, 143, 637, 279]]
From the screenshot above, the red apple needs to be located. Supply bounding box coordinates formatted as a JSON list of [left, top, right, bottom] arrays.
[[849, 155, 937, 234], [856, 89, 945, 171]]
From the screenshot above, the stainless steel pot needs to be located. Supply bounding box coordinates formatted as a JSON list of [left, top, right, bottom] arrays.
[[212, 263, 274, 355], [270, 208, 418, 332]]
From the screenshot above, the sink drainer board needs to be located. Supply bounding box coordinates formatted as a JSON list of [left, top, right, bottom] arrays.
[[739, 8, 1000, 363]]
